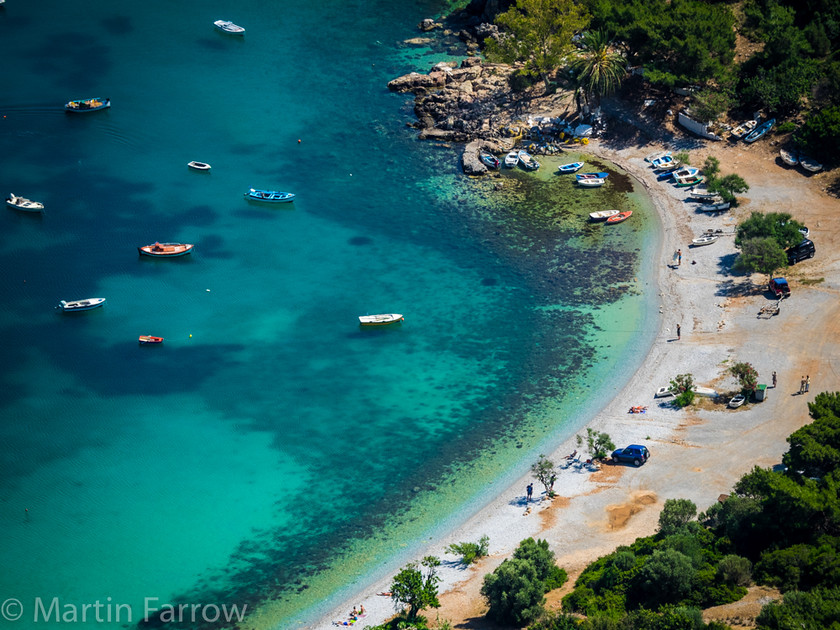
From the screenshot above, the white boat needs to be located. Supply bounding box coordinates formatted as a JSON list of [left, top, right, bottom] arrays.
[[517, 150, 540, 170], [672, 167, 699, 183], [687, 187, 719, 201], [654, 386, 674, 398], [799, 156, 823, 173], [644, 150, 670, 163], [359, 313, 404, 327], [6, 193, 44, 212], [589, 209, 620, 221], [728, 393, 746, 408], [699, 201, 730, 213], [577, 178, 605, 188], [779, 149, 799, 167], [503, 151, 519, 168], [693, 386, 718, 398], [187, 161, 211, 171], [214, 20, 245, 35], [650, 154, 675, 169], [58, 297, 106, 312], [690, 235, 718, 247], [730, 119, 757, 140]]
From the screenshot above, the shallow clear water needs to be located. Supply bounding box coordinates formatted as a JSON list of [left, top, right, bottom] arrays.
[[0, 2, 658, 628]]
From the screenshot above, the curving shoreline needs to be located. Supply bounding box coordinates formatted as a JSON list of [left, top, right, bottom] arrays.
[[305, 121, 840, 628]]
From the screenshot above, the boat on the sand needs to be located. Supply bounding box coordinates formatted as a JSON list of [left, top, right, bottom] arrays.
[[799, 156, 823, 173], [730, 119, 757, 140], [743, 118, 775, 143], [690, 235, 719, 247], [779, 149, 799, 167]]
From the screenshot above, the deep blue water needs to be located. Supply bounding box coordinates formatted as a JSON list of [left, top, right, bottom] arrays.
[[0, 1, 658, 628]]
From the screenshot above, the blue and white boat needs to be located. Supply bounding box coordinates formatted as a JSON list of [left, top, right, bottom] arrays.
[[557, 161, 584, 173], [656, 164, 681, 180], [650, 154, 675, 169], [576, 172, 608, 180], [244, 188, 295, 203], [480, 153, 500, 169], [518, 150, 540, 171], [503, 151, 519, 168], [214, 20, 245, 35], [743, 118, 775, 144]]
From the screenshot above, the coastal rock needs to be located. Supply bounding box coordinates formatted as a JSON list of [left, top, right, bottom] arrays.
[[387, 71, 448, 93], [462, 140, 489, 175], [418, 18, 441, 32], [403, 37, 433, 46]]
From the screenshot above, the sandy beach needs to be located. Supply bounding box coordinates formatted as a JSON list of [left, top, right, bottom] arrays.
[[309, 113, 840, 630]]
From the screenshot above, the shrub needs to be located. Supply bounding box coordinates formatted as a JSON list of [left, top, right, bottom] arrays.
[[729, 362, 759, 395], [577, 428, 615, 460], [481, 558, 546, 626], [445, 535, 489, 565], [718, 554, 752, 587], [670, 374, 695, 408]]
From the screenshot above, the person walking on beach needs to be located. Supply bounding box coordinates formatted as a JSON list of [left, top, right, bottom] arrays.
[[676, 324, 681, 340], [526, 482, 533, 502], [549, 473, 556, 492], [805, 375, 810, 393], [799, 376, 805, 394], [772, 371, 777, 388]]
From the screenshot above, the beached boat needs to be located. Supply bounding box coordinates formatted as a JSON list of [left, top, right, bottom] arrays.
[[139, 335, 164, 345], [480, 153, 500, 169], [517, 150, 540, 170], [359, 313, 404, 327], [656, 164, 682, 180], [6, 193, 44, 212], [743, 118, 775, 143], [654, 386, 674, 398], [693, 386, 718, 398], [730, 119, 757, 140], [728, 393, 746, 408], [503, 151, 519, 168], [686, 187, 719, 201], [187, 161, 211, 171], [606, 210, 632, 224], [799, 156, 823, 173], [644, 150, 670, 163], [577, 172, 609, 180], [64, 97, 110, 112], [699, 201, 730, 213], [650, 154, 675, 169], [676, 175, 705, 188], [214, 20, 245, 34], [138, 242, 194, 257], [690, 235, 719, 247], [779, 149, 799, 167], [589, 209, 620, 221], [577, 178, 605, 188], [671, 167, 698, 181], [58, 297, 106, 312], [244, 188, 295, 203], [557, 161, 584, 174]]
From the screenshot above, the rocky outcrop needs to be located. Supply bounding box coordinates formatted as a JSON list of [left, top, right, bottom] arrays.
[[388, 58, 517, 148], [462, 139, 511, 175]]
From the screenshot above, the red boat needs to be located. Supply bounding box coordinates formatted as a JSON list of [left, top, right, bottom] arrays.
[[139, 335, 164, 345], [606, 210, 633, 224]]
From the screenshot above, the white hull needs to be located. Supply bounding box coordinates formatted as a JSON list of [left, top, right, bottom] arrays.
[[188, 161, 211, 171], [589, 209, 620, 221], [6, 194, 44, 212], [690, 236, 718, 247], [59, 298, 106, 312], [359, 313, 404, 326], [578, 178, 605, 188]]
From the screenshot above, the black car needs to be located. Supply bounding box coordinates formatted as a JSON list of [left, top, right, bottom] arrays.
[[787, 239, 815, 265], [611, 444, 651, 466]]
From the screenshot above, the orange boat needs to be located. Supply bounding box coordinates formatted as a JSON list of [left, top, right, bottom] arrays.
[[606, 210, 633, 224], [138, 335, 164, 345], [138, 242, 194, 257]]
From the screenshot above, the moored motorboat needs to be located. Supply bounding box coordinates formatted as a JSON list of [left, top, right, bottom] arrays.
[[58, 297, 106, 312], [690, 235, 719, 247], [138, 242, 195, 257], [244, 188, 295, 203], [779, 149, 799, 167], [730, 119, 757, 140], [517, 149, 540, 170], [359, 313, 404, 326], [743, 118, 775, 143], [214, 20, 245, 34], [606, 210, 632, 224], [480, 153, 500, 169], [799, 156, 823, 173], [557, 161, 584, 173], [65, 97, 110, 112], [577, 177, 605, 188], [503, 151, 519, 168], [187, 161, 211, 171], [6, 193, 44, 212], [576, 172, 609, 180], [139, 335, 164, 344], [589, 209, 620, 221]]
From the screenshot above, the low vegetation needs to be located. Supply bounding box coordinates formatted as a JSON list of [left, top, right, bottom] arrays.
[[576, 427, 615, 461], [669, 373, 695, 408], [446, 535, 489, 566]]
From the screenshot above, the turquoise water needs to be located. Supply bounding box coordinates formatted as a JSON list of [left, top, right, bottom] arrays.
[[0, 2, 658, 629]]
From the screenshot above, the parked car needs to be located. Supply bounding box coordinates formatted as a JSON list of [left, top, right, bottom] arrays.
[[611, 444, 651, 466], [769, 277, 790, 298], [787, 238, 815, 264]]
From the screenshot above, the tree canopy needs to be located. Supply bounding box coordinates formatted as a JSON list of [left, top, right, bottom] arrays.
[[389, 556, 441, 620]]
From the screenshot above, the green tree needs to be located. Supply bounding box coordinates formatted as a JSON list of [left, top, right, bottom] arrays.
[[532, 454, 557, 497], [797, 105, 840, 164], [514, 537, 568, 590], [783, 392, 840, 478], [390, 556, 442, 620], [735, 211, 805, 249], [631, 548, 696, 607], [732, 237, 788, 280], [485, 0, 589, 92], [481, 557, 546, 626], [729, 362, 759, 395], [577, 427, 616, 460], [755, 586, 840, 629], [658, 499, 698, 537], [718, 554, 752, 587], [571, 30, 627, 109], [446, 535, 490, 566], [703, 156, 720, 179], [669, 373, 695, 408], [707, 173, 749, 205]]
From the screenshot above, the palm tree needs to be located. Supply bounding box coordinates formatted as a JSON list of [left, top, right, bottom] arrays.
[[571, 30, 627, 112]]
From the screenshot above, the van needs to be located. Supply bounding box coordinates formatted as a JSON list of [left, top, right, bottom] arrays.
[[787, 239, 815, 264]]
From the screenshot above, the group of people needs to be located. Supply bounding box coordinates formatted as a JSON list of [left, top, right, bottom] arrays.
[[629, 405, 648, 414], [799, 375, 810, 394], [333, 605, 366, 626]]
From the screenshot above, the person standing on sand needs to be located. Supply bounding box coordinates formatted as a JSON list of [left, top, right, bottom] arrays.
[[526, 482, 533, 502], [676, 324, 681, 340], [799, 376, 805, 394], [772, 371, 777, 388], [678, 249, 682, 266], [549, 473, 556, 492], [805, 375, 810, 392]]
